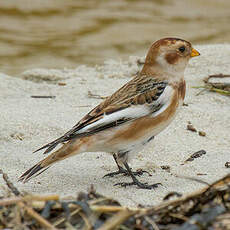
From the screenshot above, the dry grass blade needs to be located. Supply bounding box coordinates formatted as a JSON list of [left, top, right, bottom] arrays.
[[29, 194, 59, 201], [1, 170, 230, 229], [0, 194, 59, 206], [213, 213, 230, 229], [144, 216, 160, 230], [0, 169, 57, 229], [78, 211, 92, 229], [88, 90, 107, 99], [53, 207, 81, 227], [89, 197, 111, 205], [98, 209, 137, 230], [19, 202, 58, 230], [90, 205, 145, 213], [0, 169, 20, 196], [146, 173, 230, 215], [193, 74, 230, 96]]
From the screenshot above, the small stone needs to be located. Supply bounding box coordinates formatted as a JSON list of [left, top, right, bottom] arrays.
[[225, 162, 230, 168], [160, 165, 171, 172], [198, 131, 206, 136], [187, 124, 197, 132], [183, 102, 188, 106], [58, 82, 66, 86]]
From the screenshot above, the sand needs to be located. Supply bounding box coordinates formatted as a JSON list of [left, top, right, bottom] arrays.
[[0, 44, 230, 207]]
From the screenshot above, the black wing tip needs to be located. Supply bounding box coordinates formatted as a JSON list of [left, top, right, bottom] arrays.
[[33, 144, 49, 154], [33, 145, 51, 154], [33, 148, 42, 153], [33, 141, 60, 155], [18, 164, 43, 183]]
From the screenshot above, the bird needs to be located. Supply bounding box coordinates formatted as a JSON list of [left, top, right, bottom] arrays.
[[19, 38, 200, 189]]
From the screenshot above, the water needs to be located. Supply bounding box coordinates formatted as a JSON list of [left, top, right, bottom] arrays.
[[0, 0, 230, 76]]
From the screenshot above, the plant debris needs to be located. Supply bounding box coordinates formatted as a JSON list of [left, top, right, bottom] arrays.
[[197, 173, 207, 176], [163, 192, 182, 201], [185, 150, 206, 162], [87, 90, 107, 99], [10, 132, 25, 141], [31, 95, 56, 99], [1, 169, 230, 229], [194, 74, 230, 96], [136, 59, 145, 66]]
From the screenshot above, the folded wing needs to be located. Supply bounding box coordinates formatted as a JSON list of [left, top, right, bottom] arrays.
[[34, 75, 169, 154]]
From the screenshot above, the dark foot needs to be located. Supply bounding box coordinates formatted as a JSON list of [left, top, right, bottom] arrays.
[[103, 167, 126, 178], [103, 167, 151, 178], [114, 181, 162, 190], [104, 153, 151, 178], [114, 162, 162, 190]]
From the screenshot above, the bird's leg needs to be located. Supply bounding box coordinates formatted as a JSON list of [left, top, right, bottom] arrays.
[[103, 154, 128, 178], [114, 162, 162, 190], [103, 154, 151, 178], [113, 153, 127, 173]]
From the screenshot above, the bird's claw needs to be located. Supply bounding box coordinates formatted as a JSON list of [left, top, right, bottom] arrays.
[[114, 181, 162, 190], [103, 168, 151, 178]]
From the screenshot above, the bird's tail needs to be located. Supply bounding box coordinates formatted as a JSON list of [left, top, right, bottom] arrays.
[[18, 141, 81, 183]]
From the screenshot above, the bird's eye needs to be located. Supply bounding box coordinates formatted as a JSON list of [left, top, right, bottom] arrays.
[[178, 46, 185, 53]]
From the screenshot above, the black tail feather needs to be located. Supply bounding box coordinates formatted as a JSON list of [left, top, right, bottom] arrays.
[[18, 163, 50, 183]]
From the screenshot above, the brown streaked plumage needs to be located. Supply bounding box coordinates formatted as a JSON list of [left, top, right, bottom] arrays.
[[19, 38, 200, 189]]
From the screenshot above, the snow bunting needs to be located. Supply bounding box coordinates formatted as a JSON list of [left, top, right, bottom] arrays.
[[19, 38, 200, 189]]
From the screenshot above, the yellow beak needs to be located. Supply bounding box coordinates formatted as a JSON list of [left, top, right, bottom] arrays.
[[190, 48, 200, 57]]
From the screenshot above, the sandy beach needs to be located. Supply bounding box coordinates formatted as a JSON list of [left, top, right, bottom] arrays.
[[0, 44, 230, 207]]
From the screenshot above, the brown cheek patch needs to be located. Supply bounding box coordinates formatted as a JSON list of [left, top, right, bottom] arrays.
[[165, 53, 179, 64]]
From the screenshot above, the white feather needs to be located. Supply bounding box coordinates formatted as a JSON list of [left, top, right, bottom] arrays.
[[77, 85, 174, 134], [156, 53, 186, 83], [151, 85, 174, 117], [78, 105, 150, 133]]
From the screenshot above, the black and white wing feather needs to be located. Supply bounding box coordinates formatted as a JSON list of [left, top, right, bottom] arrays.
[[34, 75, 170, 154]]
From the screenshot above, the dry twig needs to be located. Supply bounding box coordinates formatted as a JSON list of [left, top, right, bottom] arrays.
[[87, 90, 107, 99], [193, 74, 230, 96], [1, 169, 230, 229]]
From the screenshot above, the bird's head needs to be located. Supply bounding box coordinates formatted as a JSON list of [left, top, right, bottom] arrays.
[[141, 38, 200, 82]]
